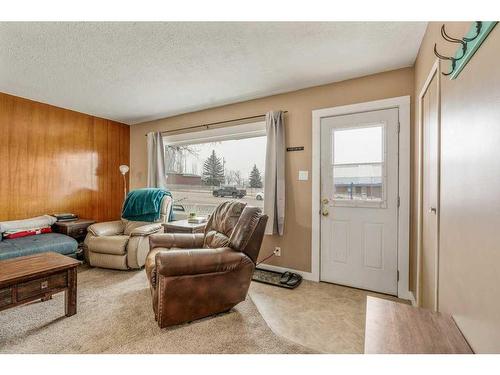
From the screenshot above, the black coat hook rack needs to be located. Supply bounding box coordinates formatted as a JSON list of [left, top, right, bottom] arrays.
[[433, 21, 497, 79]]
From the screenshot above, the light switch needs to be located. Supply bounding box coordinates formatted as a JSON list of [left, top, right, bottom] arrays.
[[298, 170, 309, 181]]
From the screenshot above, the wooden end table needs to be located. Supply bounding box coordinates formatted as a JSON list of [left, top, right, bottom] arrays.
[[52, 219, 96, 241], [0, 252, 79, 317], [52, 219, 96, 260], [163, 219, 207, 234]]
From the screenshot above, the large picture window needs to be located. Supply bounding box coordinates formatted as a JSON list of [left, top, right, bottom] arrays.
[[164, 121, 266, 220]]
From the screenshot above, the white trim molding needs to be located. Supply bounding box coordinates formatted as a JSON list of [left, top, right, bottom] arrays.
[[408, 291, 417, 306], [311, 96, 411, 299], [163, 120, 266, 145], [416, 59, 441, 309]]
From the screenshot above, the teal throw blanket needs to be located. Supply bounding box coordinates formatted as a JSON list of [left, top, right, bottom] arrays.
[[122, 188, 172, 222]]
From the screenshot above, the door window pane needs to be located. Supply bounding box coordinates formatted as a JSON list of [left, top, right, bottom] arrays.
[[332, 125, 385, 202]]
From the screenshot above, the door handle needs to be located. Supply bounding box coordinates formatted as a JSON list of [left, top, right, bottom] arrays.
[[321, 198, 329, 216], [429, 207, 437, 214]]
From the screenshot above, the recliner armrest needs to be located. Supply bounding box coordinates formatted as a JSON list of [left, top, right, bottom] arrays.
[[149, 233, 204, 249], [155, 247, 251, 277], [130, 223, 163, 237], [87, 220, 124, 237]]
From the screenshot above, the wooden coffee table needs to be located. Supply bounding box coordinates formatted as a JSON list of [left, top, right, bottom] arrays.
[[0, 252, 79, 317]]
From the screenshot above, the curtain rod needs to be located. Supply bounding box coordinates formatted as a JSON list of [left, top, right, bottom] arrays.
[[144, 111, 287, 136]]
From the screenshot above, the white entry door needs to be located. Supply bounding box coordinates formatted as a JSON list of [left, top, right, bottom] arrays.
[[320, 108, 399, 295]]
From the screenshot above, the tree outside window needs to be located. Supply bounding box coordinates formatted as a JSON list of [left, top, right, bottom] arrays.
[[249, 164, 263, 188], [202, 150, 225, 186]]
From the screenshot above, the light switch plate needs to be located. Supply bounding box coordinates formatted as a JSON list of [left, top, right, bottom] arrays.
[[298, 170, 309, 181]]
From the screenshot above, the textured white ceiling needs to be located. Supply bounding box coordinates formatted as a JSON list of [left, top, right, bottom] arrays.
[[0, 22, 426, 125]]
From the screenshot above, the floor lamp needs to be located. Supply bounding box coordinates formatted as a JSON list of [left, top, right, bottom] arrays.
[[119, 165, 129, 201]]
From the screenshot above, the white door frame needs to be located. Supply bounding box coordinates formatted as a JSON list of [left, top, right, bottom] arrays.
[[416, 59, 441, 309], [312, 96, 411, 299]]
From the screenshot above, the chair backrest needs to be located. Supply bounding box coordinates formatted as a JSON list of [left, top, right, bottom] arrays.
[[158, 195, 173, 224], [202, 201, 268, 263], [229, 206, 268, 263], [121, 189, 172, 224], [203, 201, 246, 249]]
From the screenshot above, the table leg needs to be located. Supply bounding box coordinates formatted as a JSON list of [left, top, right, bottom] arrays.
[[65, 267, 77, 316]]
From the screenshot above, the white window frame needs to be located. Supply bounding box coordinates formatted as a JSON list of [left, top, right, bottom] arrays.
[[163, 121, 266, 146], [330, 121, 388, 209]]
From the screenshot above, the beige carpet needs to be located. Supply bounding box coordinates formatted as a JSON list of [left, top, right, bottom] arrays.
[[0, 266, 313, 354]]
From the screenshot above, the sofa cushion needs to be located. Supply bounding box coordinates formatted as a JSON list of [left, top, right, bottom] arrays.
[[86, 235, 129, 255], [0, 233, 78, 261]]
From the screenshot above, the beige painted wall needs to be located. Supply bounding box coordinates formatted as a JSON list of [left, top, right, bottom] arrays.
[[130, 67, 414, 273], [414, 22, 500, 353]]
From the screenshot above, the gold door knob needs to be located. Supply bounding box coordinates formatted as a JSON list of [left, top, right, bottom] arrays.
[[321, 198, 329, 216]]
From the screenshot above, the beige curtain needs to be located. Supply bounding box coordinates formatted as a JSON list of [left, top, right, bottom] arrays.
[[147, 131, 168, 189], [264, 111, 285, 236]]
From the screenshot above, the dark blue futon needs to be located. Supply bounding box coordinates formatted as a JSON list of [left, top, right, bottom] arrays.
[[0, 233, 78, 261]]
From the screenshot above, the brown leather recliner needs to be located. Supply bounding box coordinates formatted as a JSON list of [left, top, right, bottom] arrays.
[[145, 201, 268, 328]]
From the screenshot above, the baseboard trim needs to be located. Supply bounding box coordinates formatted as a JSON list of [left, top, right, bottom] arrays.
[[257, 264, 417, 303], [400, 290, 417, 305], [256, 263, 317, 282]]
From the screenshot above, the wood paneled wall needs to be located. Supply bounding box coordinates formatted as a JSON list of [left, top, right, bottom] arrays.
[[0, 92, 130, 222]]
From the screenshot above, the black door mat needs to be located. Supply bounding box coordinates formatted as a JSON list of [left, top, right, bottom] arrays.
[[252, 268, 302, 289]]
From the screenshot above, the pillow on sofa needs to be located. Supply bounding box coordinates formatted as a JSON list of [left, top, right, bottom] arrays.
[[0, 215, 57, 234], [3, 226, 52, 239]]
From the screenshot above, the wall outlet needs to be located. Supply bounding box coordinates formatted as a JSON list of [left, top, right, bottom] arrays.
[[274, 247, 282, 257]]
